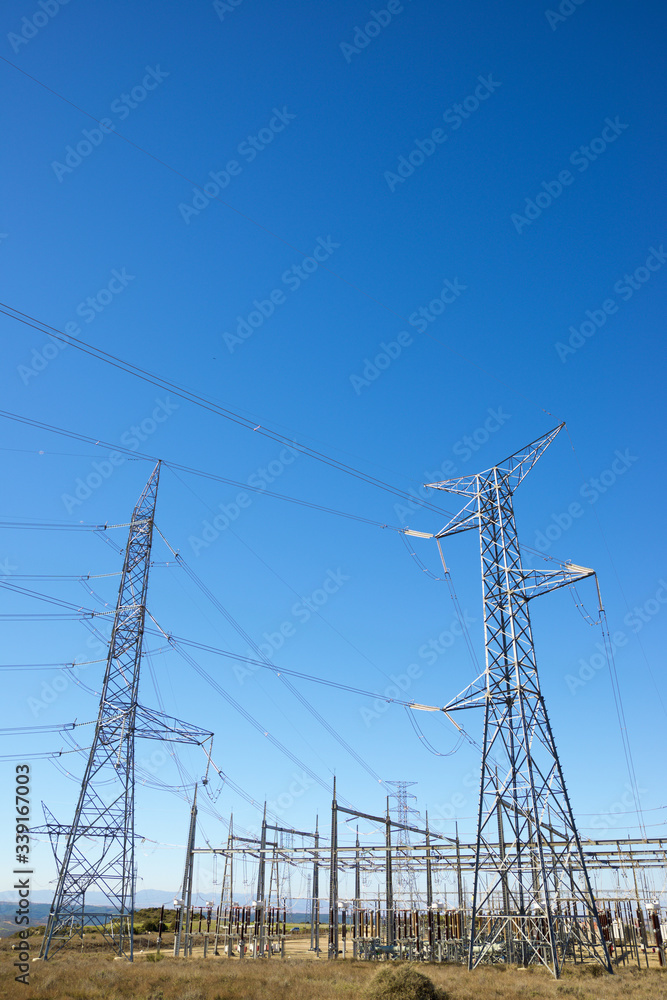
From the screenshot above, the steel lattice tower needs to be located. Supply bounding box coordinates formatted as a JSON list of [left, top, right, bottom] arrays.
[[40, 463, 212, 960], [388, 781, 420, 908], [426, 425, 613, 977]]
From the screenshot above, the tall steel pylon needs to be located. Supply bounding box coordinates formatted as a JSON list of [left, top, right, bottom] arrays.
[[427, 425, 613, 977], [387, 781, 420, 908], [39, 464, 213, 960]]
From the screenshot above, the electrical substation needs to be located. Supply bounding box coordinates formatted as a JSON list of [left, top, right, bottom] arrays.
[[27, 427, 667, 977]]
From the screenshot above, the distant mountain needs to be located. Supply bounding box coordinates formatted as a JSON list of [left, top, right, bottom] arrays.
[[0, 899, 313, 938], [0, 889, 179, 908], [1, 900, 52, 932]]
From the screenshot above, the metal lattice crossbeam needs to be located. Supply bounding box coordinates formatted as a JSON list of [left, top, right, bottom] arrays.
[[38, 464, 215, 961], [426, 426, 613, 978], [39, 465, 162, 961]]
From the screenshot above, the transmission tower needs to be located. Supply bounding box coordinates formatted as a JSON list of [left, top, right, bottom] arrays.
[[426, 425, 613, 977], [387, 781, 420, 908], [280, 830, 294, 914], [39, 463, 213, 960]]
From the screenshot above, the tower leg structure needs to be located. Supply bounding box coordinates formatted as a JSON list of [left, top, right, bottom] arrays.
[[388, 780, 421, 908], [427, 426, 613, 977], [39, 464, 212, 959]]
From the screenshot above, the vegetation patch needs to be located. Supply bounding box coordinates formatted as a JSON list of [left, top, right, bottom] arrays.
[[366, 964, 448, 1000]]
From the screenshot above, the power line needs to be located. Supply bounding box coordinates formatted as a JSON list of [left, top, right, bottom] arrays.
[[0, 54, 557, 421], [0, 578, 103, 614], [0, 518, 128, 531], [0, 649, 169, 672], [0, 405, 450, 531], [143, 620, 442, 713], [155, 530, 389, 787], [167, 465, 407, 690], [0, 315, 454, 517]]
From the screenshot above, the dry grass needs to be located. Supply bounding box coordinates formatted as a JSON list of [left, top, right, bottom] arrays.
[[365, 963, 448, 999], [2, 941, 666, 1000]]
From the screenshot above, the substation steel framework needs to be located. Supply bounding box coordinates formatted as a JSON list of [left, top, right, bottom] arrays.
[[39, 463, 213, 960], [426, 425, 614, 977], [388, 781, 421, 909]]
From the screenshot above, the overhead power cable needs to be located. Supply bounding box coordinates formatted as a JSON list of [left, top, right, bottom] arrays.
[[563, 425, 666, 722], [148, 613, 334, 796], [0, 659, 106, 672], [0, 612, 106, 621], [168, 466, 408, 693], [1, 723, 76, 735], [0, 578, 101, 615], [155, 529, 388, 787], [147, 614, 384, 829], [143, 622, 443, 714], [0, 317, 453, 520], [0, 648, 169, 672], [404, 706, 465, 758], [0, 54, 558, 421], [1, 572, 122, 580], [0, 518, 127, 531], [0, 407, 446, 534], [596, 585, 647, 839]]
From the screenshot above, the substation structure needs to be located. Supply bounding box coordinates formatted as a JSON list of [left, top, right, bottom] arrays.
[[36, 464, 214, 961], [36, 427, 666, 978], [177, 788, 667, 969]]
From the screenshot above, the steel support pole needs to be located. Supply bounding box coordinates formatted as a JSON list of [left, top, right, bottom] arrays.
[[175, 788, 198, 957], [386, 799, 394, 947], [312, 817, 320, 955], [329, 779, 338, 958]]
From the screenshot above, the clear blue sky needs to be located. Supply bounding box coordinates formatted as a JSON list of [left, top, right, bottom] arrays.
[[1, 0, 665, 906]]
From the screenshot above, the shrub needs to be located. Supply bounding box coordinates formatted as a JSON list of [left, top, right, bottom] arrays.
[[365, 964, 448, 1000]]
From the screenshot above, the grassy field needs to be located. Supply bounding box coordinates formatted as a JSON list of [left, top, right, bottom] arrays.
[[2, 939, 666, 1000]]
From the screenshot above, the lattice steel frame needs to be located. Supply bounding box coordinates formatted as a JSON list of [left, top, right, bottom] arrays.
[[39, 464, 212, 960], [427, 426, 613, 977], [388, 781, 421, 908]]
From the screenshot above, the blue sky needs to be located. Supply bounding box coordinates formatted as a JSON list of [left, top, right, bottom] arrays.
[[1, 0, 665, 906]]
